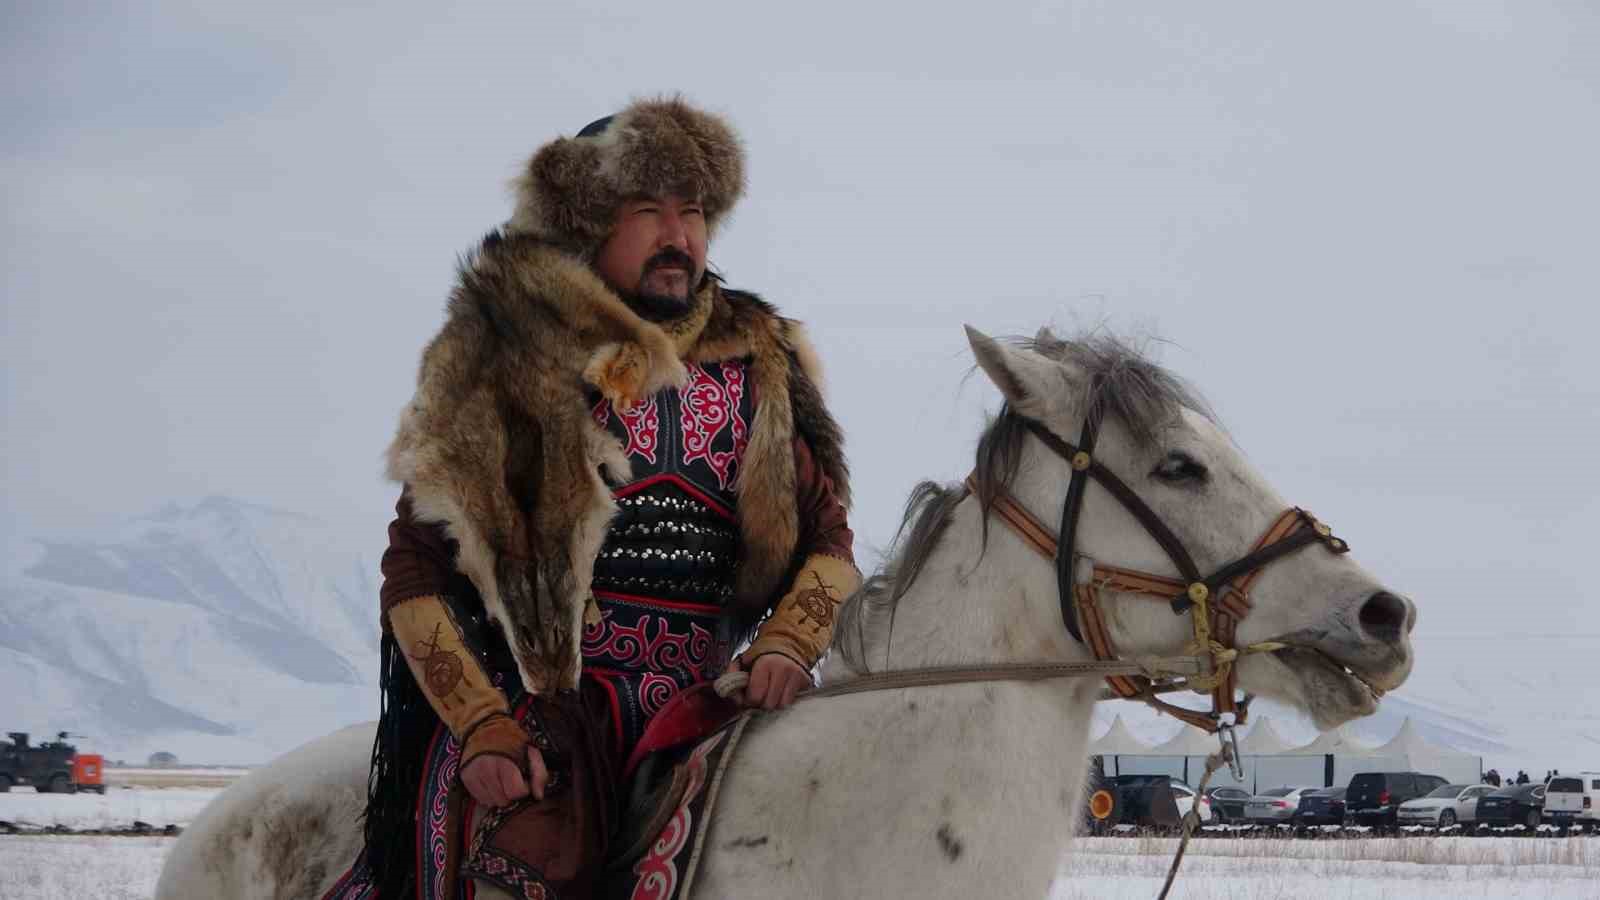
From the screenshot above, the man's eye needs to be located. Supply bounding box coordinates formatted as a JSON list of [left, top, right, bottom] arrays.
[[634, 206, 660, 216], [1151, 452, 1209, 485], [683, 207, 704, 217]]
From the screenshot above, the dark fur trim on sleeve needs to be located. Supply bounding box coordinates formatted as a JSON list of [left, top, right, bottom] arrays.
[[784, 352, 851, 510]]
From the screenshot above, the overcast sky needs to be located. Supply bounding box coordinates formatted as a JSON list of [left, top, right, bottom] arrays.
[[5, 1, 1596, 650]]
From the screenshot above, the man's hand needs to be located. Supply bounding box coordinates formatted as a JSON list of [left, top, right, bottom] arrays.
[[461, 745, 549, 808], [741, 653, 812, 710]]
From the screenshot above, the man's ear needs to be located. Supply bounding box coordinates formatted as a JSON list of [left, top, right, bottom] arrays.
[[965, 325, 1076, 422]]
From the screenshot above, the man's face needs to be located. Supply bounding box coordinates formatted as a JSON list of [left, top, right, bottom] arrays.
[[593, 194, 708, 322]]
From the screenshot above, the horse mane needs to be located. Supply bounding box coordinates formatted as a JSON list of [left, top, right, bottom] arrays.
[[831, 328, 1218, 673]]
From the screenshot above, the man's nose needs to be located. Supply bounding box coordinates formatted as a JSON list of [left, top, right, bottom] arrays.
[[657, 211, 689, 251]]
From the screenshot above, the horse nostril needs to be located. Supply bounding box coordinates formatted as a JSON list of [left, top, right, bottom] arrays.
[[1359, 591, 1409, 642]]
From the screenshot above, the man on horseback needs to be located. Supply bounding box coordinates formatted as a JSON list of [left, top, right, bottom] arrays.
[[337, 97, 858, 900]]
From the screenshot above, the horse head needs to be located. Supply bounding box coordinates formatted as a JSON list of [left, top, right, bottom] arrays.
[[965, 326, 1415, 730]]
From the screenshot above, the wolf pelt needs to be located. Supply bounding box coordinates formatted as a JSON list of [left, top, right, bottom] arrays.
[[385, 230, 847, 695]]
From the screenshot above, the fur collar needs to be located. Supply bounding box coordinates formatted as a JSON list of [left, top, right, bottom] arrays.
[[386, 231, 847, 693]]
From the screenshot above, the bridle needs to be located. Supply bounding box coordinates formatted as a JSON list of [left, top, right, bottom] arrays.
[[717, 394, 1354, 774], [707, 393, 1357, 900], [973, 395, 1351, 761]]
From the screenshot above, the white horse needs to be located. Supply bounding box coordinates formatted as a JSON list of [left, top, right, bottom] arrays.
[[157, 327, 1415, 899]]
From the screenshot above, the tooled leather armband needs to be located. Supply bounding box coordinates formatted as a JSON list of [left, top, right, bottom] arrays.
[[459, 714, 533, 771], [743, 554, 863, 670], [388, 595, 520, 752]]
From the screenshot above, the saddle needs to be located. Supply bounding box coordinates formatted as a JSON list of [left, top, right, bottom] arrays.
[[460, 683, 746, 900], [606, 684, 742, 870]]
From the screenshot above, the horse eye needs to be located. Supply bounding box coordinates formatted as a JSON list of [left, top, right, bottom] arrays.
[[1152, 452, 1209, 485]]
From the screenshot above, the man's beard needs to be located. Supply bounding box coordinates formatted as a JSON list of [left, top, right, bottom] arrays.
[[623, 248, 699, 323]]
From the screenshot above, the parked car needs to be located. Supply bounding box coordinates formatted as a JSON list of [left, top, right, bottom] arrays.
[[1294, 787, 1347, 827], [1205, 786, 1252, 823], [1543, 774, 1600, 828], [1397, 783, 1495, 828], [1169, 781, 1214, 826], [1345, 772, 1449, 830], [1244, 787, 1320, 825], [1475, 783, 1547, 830]]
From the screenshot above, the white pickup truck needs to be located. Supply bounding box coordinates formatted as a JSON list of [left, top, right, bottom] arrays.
[[1543, 773, 1600, 827]]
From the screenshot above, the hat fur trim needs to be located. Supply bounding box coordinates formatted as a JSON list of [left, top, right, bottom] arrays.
[[510, 96, 746, 253]]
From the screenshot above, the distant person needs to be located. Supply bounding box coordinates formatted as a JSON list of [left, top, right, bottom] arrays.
[[1517, 770, 1530, 785], [1485, 769, 1501, 787]]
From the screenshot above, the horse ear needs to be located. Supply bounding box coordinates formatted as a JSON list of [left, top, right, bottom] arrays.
[[965, 325, 1070, 420]]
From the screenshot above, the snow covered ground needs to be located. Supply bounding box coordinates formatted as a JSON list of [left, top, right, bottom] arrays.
[[1054, 835, 1600, 899], [0, 786, 219, 832], [0, 836, 170, 900], [1, 823, 1594, 899]]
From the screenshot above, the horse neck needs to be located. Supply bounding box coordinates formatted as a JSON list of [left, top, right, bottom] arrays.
[[879, 480, 1087, 670], [829, 494, 1102, 878], [860, 488, 1103, 761]]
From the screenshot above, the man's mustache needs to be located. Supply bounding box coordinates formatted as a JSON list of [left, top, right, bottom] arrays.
[[643, 248, 695, 275]]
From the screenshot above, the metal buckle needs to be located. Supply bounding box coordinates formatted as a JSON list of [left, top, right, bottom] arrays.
[[1216, 712, 1244, 780]]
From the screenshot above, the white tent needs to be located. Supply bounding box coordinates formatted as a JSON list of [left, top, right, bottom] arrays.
[[1151, 726, 1222, 757], [1090, 716, 1485, 793], [1134, 717, 1325, 792], [1367, 718, 1483, 785], [1291, 725, 1390, 788], [1238, 717, 1298, 755], [1240, 717, 1325, 792], [1090, 715, 1154, 756], [1294, 724, 1376, 755]]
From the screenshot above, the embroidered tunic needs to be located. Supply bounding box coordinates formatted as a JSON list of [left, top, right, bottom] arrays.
[[582, 359, 753, 756]]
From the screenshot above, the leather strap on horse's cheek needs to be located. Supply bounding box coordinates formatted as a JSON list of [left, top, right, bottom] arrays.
[[1076, 584, 1140, 699], [745, 554, 862, 670], [968, 474, 1057, 562], [389, 594, 512, 743], [1211, 612, 1240, 718], [1092, 565, 1186, 599]]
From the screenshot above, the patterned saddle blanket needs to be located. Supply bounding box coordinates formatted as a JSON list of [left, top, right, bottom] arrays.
[[463, 711, 751, 900], [599, 714, 750, 900]]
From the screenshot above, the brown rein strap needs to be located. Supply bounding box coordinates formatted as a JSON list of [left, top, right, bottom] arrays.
[[803, 657, 1206, 699]]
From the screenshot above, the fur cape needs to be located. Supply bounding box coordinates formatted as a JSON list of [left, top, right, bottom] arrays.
[[385, 230, 848, 694]]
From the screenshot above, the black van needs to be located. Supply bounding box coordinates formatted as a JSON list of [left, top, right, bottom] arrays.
[[1345, 772, 1448, 830]]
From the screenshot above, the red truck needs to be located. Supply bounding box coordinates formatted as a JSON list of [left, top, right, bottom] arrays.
[[0, 732, 106, 794]]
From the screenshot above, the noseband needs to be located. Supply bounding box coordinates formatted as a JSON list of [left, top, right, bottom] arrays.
[[974, 399, 1351, 737]]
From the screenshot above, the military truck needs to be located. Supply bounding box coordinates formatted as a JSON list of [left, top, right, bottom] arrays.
[[1083, 756, 1181, 835], [0, 732, 106, 794]]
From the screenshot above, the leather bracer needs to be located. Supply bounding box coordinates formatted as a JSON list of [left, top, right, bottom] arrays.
[[743, 554, 862, 670], [388, 595, 528, 767]]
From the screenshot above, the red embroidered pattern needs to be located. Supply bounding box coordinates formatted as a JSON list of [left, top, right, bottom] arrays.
[[621, 397, 661, 464], [638, 672, 678, 719], [679, 362, 748, 491], [581, 609, 716, 674], [427, 733, 460, 900], [593, 394, 661, 464], [629, 729, 726, 900]]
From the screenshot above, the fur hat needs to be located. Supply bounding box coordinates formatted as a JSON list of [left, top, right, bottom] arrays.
[[509, 96, 746, 254]]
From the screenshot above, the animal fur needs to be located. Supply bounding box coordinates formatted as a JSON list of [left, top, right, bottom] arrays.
[[509, 96, 746, 255], [385, 230, 847, 694]]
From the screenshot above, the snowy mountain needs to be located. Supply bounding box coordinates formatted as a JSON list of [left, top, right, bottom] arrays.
[[4, 495, 1592, 774], [0, 497, 381, 765]]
